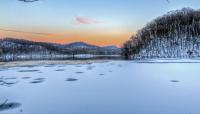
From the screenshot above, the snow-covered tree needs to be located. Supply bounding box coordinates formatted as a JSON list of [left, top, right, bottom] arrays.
[[122, 8, 200, 59]]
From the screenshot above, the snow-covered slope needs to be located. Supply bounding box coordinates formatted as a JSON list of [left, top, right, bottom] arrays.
[[122, 8, 200, 59], [64, 42, 120, 52], [0, 38, 121, 61]]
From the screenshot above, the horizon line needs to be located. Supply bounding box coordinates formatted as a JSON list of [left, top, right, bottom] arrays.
[[0, 37, 121, 48]]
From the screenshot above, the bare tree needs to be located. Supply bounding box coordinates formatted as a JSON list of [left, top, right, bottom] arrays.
[[122, 8, 200, 59]]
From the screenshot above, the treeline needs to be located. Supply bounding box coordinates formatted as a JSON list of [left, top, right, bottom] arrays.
[[0, 38, 71, 61], [122, 8, 200, 59], [0, 38, 120, 61], [0, 38, 71, 55]]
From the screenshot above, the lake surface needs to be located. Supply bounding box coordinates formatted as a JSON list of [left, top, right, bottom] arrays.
[[0, 60, 200, 114]]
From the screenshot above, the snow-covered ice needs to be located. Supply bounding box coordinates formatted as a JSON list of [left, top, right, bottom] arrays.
[[0, 60, 200, 114]]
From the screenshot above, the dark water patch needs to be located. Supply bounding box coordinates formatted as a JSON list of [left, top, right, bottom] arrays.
[[20, 65, 38, 68], [55, 69, 65, 71], [109, 70, 112, 72], [4, 77, 17, 80], [75, 72, 84, 74], [0, 81, 18, 87], [66, 78, 78, 81], [99, 74, 105, 76], [22, 77, 31, 79], [35, 78, 45, 80], [44, 64, 55, 67], [170, 80, 180, 83], [76, 65, 82, 67], [0, 78, 18, 87], [18, 70, 40, 73], [30, 80, 44, 84], [30, 78, 45, 84], [23, 65, 35, 68], [0, 99, 21, 112]]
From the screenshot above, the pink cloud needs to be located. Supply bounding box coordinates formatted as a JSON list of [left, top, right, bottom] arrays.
[[75, 16, 101, 24]]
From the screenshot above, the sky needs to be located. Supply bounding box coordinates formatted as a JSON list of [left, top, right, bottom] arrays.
[[0, 0, 200, 47]]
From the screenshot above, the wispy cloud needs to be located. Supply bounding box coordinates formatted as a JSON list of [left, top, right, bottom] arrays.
[[75, 16, 101, 24]]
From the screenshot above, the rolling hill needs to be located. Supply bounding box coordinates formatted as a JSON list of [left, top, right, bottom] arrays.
[[0, 38, 121, 61]]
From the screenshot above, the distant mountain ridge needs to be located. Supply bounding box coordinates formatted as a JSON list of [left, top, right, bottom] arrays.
[[65, 42, 99, 49], [64, 41, 119, 50], [103, 45, 119, 50], [0, 38, 121, 59]]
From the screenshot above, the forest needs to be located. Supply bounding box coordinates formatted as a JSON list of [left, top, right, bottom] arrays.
[[0, 38, 120, 61], [122, 8, 200, 59]]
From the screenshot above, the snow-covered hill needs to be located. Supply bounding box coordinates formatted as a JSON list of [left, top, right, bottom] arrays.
[[122, 8, 200, 59], [64, 42, 99, 49], [64, 42, 121, 55], [0, 38, 121, 61]]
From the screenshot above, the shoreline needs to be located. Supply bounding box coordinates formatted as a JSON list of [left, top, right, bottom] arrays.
[[0, 60, 113, 68]]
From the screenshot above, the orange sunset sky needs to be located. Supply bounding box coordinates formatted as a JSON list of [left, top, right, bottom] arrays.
[[0, 0, 199, 47], [0, 28, 133, 47]]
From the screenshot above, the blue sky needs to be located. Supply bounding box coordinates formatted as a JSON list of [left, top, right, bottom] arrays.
[[0, 0, 200, 46]]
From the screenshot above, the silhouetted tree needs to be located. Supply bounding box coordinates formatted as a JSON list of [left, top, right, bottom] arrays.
[[0, 48, 2, 56]]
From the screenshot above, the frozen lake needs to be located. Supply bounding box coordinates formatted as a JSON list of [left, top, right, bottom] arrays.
[[0, 60, 200, 114]]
